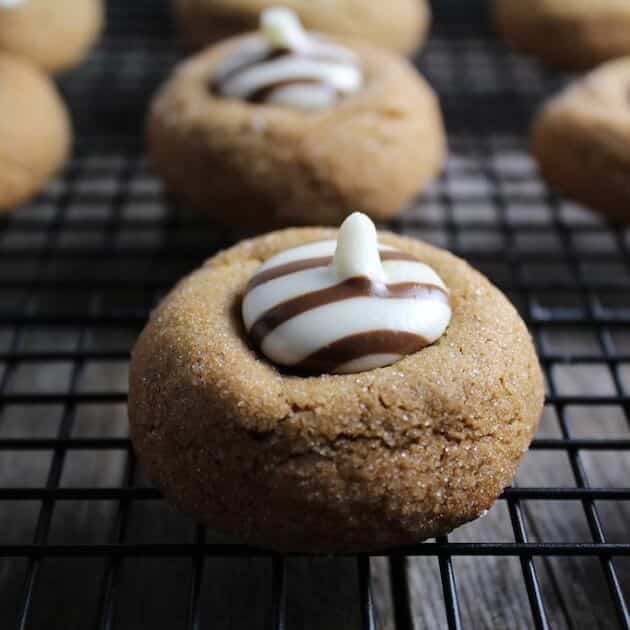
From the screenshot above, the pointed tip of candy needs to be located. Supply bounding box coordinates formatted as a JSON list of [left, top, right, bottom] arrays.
[[260, 7, 307, 50], [334, 212, 384, 281], [340, 211, 375, 231]]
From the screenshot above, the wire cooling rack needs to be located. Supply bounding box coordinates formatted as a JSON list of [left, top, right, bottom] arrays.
[[1, 1, 630, 628]]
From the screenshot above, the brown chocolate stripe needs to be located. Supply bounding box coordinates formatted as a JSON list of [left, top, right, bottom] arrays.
[[247, 250, 419, 292], [249, 276, 450, 347], [294, 330, 429, 373]]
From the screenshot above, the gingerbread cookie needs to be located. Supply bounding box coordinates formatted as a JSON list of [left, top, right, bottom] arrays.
[[531, 57, 630, 223], [129, 214, 544, 553], [494, 0, 630, 68], [173, 0, 430, 56], [0, 0, 103, 73], [148, 9, 446, 228], [0, 53, 71, 211]]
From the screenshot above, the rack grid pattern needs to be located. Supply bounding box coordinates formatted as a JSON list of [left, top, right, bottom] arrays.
[[1, 1, 630, 629]]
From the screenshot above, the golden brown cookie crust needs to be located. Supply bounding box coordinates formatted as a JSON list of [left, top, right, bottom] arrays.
[[147, 37, 446, 229], [128, 228, 544, 553], [173, 0, 430, 56], [0, 53, 71, 212], [531, 57, 630, 223], [494, 0, 630, 68], [0, 0, 103, 73]]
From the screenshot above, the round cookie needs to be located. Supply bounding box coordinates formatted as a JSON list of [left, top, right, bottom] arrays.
[[173, 0, 430, 56], [0, 53, 71, 212], [128, 228, 544, 553], [494, 0, 630, 69], [531, 57, 630, 223], [0, 0, 104, 73], [147, 36, 446, 228]]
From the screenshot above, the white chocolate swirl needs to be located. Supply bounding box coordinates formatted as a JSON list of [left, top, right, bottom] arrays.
[[242, 213, 452, 374], [212, 7, 363, 110]]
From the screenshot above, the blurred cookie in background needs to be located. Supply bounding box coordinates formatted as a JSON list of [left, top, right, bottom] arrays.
[[0, 0, 104, 73], [173, 0, 431, 56], [0, 53, 71, 211], [531, 57, 630, 223], [147, 8, 446, 228], [494, 0, 630, 68]]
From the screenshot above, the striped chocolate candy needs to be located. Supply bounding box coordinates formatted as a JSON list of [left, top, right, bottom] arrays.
[[242, 214, 452, 374], [212, 8, 362, 111]]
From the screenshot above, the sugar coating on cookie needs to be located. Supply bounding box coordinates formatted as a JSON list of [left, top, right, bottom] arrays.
[[243, 213, 451, 373], [212, 7, 362, 110]]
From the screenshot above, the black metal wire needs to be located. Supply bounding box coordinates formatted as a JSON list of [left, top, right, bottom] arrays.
[[0, 542, 629, 560], [358, 557, 376, 630], [436, 537, 463, 630], [13, 158, 89, 630], [507, 499, 551, 630], [1, 1, 630, 628], [96, 451, 135, 630], [185, 526, 206, 630], [389, 557, 415, 630], [271, 557, 287, 630]]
